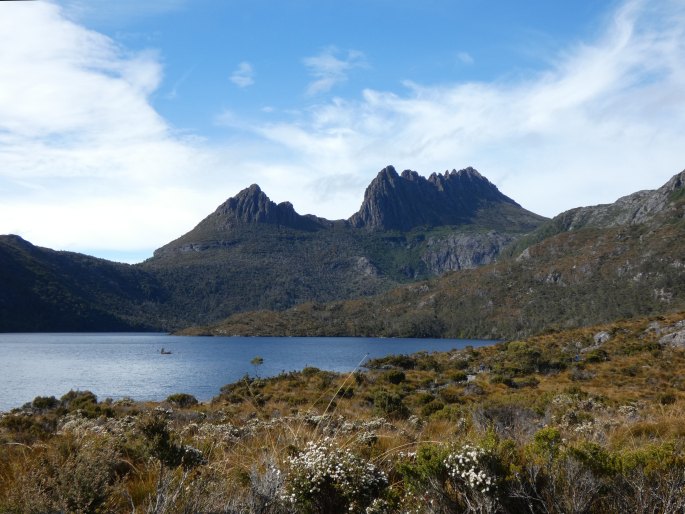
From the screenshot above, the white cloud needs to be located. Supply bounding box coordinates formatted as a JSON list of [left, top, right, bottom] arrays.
[[303, 47, 367, 95], [457, 51, 474, 65], [230, 61, 255, 88], [2, 0, 685, 262], [0, 1, 246, 260], [249, 0, 685, 219]]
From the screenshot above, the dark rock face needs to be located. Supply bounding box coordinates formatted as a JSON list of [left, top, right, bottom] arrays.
[[214, 184, 326, 231], [349, 165, 519, 230]]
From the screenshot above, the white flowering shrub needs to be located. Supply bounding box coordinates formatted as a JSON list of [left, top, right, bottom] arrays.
[[284, 438, 388, 514], [444, 444, 499, 513], [444, 444, 494, 494]]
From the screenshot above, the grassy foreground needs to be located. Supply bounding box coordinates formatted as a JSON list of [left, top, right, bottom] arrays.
[[2, 312, 685, 513]]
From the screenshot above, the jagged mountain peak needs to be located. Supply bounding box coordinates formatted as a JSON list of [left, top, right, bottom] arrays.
[[349, 165, 528, 231], [211, 184, 321, 230]]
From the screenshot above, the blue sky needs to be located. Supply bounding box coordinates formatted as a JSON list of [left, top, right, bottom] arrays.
[[1, 0, 684, 262]]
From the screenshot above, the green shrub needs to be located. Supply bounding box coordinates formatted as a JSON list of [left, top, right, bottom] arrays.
[[138, 414, 205, 470], [420, 400, 445, 417], [448, 370, 468, 382], [383, 370, 406, 384], [302, 366, 321, 377], [60, 390, 98, 410], [31, 396, 59, 410], [659, 392, 677, 405], [166, 393, 199, 408], [0, 414, 56, 443], [373, 390, 408, 419], [438, 387, 463, 404], [584, 349, 609, 363]]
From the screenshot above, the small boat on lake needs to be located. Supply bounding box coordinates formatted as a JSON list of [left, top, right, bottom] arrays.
[[160, 347, 172, 355]]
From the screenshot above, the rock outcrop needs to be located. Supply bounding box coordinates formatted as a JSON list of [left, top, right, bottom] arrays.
[[213, 184, 327, 231], [421, 232, 515, 274], [553, 169, 685, 231], [349, 166, 522, 231]]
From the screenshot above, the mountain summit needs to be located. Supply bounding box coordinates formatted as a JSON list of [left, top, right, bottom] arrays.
[[349, 166, 526, 231], [212, 184, 325, 231]]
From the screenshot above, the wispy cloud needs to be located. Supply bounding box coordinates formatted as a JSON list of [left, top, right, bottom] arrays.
[[230, 61, 255, 88], [165, 67, 193, 100], [457, 51, 474, 65], [3, 0, 685, 261], [253, 0, 685, 218], [0, 1, 241, 260], [303, 47, 367, 95], [58, 0, 188, 24]]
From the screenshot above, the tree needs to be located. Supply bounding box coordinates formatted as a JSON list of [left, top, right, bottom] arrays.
[[250, 356, 264, 377]]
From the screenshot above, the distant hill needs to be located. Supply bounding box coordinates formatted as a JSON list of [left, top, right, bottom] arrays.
[[0, 166, 546, 332], [0, 235, 163, 332], [180, 169, 685, 339]]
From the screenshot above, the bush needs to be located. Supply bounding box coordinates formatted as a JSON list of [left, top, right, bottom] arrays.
[[439, 387, 463, 404], [138, 414, 205, 470], [59, 390, 112, 417], [383, 370, 406, 384], [448, 370, 468, 382], [285, 438, 387, 513], [372, 390, 408, 419], [60, 390, 97, 409], [166, 393, 199, 408], [420, 400, 445, 417], [31, 395, 59, 410], [301, 367, 321, 377], [660, 392, 677, 405]]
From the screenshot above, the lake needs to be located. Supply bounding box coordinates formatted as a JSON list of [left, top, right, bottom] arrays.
[[0, 333, 495, 411]]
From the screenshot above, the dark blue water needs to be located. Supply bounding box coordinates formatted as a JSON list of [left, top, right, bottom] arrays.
[[0, 333, 493, 411]]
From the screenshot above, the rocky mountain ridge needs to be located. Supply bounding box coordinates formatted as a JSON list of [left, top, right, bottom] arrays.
[[1, 165, 545, 332], [553, 169, 685, 231], [9, 165, 683, 336], [349, 166, 525, 230], [180, 168, 685, 339]]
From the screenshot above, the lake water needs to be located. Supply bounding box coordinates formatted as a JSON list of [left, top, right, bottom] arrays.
[[0, 333, 494, 411]]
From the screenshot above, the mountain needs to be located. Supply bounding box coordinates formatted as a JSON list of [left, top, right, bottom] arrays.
[[138, 166, 544, 328], [349, 166, 536, 231], [180, 168, 685, 339], [0, 165, 546, 332]]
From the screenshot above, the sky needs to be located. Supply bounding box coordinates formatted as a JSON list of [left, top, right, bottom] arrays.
[[1, 0, 684, 263]]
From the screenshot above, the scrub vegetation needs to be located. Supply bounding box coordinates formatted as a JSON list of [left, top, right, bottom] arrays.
[[3, 312, 685, 512]]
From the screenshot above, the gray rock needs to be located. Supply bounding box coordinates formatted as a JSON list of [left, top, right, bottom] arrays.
[[659, 329, 685, 348], [593, 331, 611, 344], [421, 231, 515, 274]]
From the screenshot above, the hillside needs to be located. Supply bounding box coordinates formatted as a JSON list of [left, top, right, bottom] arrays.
[[180, 169, 685, 339], [0, 235, 163, 331]]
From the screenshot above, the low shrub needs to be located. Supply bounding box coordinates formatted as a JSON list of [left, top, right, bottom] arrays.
[[372, 390, 408, 419], [166, 393, 199, 408], [383, 370, 406, 384], [284, 438, 388, 513]]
